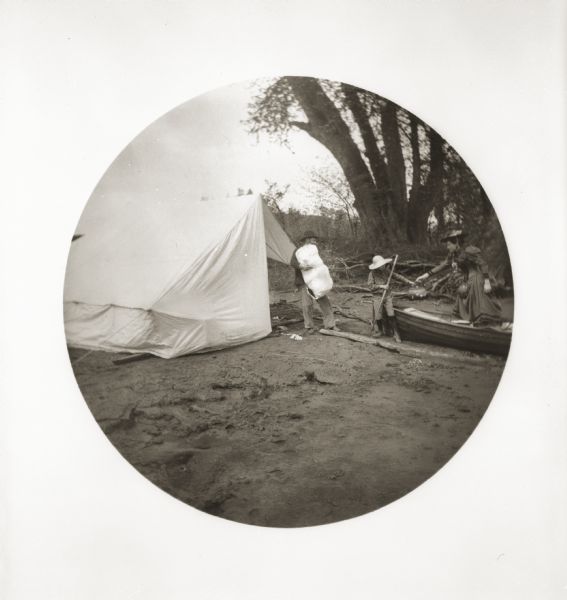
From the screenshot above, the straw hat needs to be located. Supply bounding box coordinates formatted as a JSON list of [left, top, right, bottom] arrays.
[[368, 255, 393, 270]]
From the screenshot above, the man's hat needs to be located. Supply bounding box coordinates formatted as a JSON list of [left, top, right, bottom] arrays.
[[440, 228, 464, 243], [368, 255, 393, 270], [300, 230, 319, 242]]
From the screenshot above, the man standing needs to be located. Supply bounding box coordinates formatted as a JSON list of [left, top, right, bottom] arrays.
[[290, 231, 339, 335]]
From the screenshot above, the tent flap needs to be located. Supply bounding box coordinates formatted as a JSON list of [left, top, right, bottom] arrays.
[[262, 203, 295, 265]]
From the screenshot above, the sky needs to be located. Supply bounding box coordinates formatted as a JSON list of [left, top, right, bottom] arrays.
[[92, 80, 337, 213]]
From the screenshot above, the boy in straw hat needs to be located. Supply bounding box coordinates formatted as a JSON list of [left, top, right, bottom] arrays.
[[367, 255, 401, 342]]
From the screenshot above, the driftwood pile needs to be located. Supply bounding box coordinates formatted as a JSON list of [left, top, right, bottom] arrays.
[[329, 253, 455, 299]]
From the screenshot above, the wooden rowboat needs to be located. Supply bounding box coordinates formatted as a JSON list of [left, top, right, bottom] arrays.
[[394, 306, 512, 356]]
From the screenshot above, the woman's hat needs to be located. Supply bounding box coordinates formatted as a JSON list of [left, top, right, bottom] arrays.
[[368, 255, 392, 270], [440, 228, 464, 243]]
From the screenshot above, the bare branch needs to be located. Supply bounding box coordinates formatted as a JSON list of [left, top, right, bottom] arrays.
[[289, 120, 312, 133]]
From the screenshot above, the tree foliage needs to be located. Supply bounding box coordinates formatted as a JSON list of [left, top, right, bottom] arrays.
[[304, 164, 360, 240], [246, 76, 510, 279], [260, 180, 289, 217]]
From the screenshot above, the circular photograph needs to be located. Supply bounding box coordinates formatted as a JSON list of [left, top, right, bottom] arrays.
[[64, 77, 513, 527]]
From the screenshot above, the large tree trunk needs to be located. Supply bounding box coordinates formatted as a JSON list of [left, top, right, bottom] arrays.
[[340, 84, 402, 239], [428, 128, 445, 232], [286, 77, 389, 245], [406, 114, 428, 243], [406, 123, 444, 243], [380, 101, 408, 228]]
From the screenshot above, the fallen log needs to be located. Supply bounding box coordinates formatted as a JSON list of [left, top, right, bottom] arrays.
[[396, 260, 436, 270], [318, 328, 400, 353], [340, 262, 368, 271], [342, 252, 374, 265], [391, 272, 415, 286], [333, 307, 369, 324], [319, 329, 498, 364], [333, 285, 372, 293], [272, 318, 302, 326], [334, 275, 412, 289]]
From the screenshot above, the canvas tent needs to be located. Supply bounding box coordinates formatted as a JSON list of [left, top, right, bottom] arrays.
[[64, 193, 295, 358]]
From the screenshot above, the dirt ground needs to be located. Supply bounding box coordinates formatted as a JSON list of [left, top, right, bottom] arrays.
[[69, 291, 510, 528]]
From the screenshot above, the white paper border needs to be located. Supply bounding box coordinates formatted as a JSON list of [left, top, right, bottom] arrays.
[[2, 1, 566, 598]]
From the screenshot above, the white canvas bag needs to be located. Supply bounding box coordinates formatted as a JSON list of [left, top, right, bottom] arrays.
[[296, 244, 333, 299]]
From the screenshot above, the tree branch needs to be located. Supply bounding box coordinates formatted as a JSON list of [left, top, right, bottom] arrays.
[[289, 120, 312, 133]]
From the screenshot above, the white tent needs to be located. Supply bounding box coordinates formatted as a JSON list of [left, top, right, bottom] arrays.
[[64, 193, 295, 358]]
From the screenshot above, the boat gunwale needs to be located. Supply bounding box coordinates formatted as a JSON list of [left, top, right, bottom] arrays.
[[394, 307, 512, 355]]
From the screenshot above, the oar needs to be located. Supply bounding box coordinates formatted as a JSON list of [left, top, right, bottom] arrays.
[[377, 254, 399, 310], [370, 254, 399, 332]]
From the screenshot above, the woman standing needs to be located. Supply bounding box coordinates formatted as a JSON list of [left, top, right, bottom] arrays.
[[416, 229, 502, 325]]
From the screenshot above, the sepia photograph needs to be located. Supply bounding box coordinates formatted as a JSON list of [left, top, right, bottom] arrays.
[[3, 0, 566, 597], [64, 77, 514, 527]]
